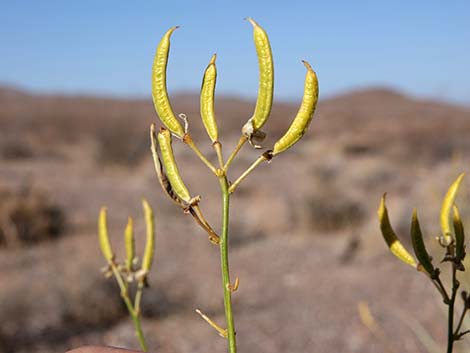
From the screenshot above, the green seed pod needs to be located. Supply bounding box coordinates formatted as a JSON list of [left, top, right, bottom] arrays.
[[272, 61, 319, 155], [124, 216, 135, 271], [200, 54, 219, 143], [242, 18, 274, 137], [141, 199, 155, 273], [152, 26, 185, 137], [157, 127, 191, 203], [410, 209, 436, 277], [150, 124, 187, 208], [378, 194, 417, 268], [453, 205, 466, 263], [98, 207, 114, 263], [440, 173, 465, 246]]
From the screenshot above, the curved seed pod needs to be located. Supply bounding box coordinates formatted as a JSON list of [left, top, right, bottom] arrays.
[[141, 199, 155, 273], [378, 194, 417, 268], [124, 216, 135, 271], [453, 205, 466, 263], [152, 26, 185, 137], [157, 127, 191, 203], [98, 207, 114, 263], [410, 209, 436, 277], [242, 18, 274, 138], [440, 173, 465, 246], [200, 54, 219, 142], [150, 124, 188, 208], [272, 61, 319, 155]]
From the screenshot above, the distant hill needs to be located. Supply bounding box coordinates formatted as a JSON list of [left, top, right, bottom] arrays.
[[1, 85, 469, 165]]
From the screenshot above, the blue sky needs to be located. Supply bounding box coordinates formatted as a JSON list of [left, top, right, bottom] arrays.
[[1, 1, 469, 104]]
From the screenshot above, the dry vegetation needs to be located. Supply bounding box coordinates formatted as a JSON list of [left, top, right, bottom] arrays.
[[0, 85, 470, 353]]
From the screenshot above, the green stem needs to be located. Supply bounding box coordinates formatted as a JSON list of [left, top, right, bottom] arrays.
[[111, 265, 148, 352], [131, 313, 148, 352], [218, 176, 237, 353]]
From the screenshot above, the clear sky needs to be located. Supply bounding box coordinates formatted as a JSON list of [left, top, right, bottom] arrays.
[[1, 0, 469, 104]]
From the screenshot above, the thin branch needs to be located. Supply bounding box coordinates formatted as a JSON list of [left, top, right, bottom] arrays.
[[183, 133, 217, 174], [224, 135, 247, 171], [228, 154, 268, 194]]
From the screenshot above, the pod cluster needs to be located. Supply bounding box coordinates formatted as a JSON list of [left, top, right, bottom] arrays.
[[378, 173, 466, 277], [148, 18, 321, 245], [99, 200, 156, 282], [150, 18, 319, 162]]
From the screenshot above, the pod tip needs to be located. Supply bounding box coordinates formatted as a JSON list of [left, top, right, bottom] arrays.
[[301, 60, 313, 71], [210, 53, 217, 64], [245, 17, 258, 27]]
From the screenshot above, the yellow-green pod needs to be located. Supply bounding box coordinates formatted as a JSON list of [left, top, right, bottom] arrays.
[[453, 205, 466, 263], [124, 216, 135, 271], [272, 61, 319, 155], [152, 26, 185, 137], [200, 54, 218, 142], [150, 124, 187, 207], [141, 199, 155, 273], [98, 207, 114, 263], [157, 127, 191, 203], [378, 194, 417, 268], [440, 173, 465, 246], [410, 209, 436, 277], [244, 17, 274, 132]]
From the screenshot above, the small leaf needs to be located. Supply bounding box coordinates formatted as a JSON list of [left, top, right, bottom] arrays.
[[378, 194, 417, 268]]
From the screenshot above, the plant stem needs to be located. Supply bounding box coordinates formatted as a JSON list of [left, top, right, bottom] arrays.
[[111, 265, 148, 352], [184, 134, 217, 174], [447, 261, 458, 353], [218, 176, 237, 353], [433, 275, 450, 304], [213, 141, 224, 169], [224, 135, 247, 171], [228, 155, 267, 194], [454, 304, 467, 338]]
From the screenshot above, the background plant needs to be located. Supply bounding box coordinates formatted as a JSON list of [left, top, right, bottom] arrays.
[[378, 173, 468, 353], [98, 201, 155, 352]]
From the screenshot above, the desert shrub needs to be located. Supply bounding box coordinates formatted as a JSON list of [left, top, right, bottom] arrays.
[[95, 117, 149, 166], [0, 186, 66, 248], [0, 138, 34, 160], [305, 191, 365, 232]]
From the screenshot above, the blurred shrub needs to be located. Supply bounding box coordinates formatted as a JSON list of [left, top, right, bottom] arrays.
[[305, 190, 365, 232], [95, 117, 148, 166], [0, 138, 34, 160], [0, 186, 66, 247]]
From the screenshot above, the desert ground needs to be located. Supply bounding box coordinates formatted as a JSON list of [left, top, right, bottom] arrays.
[[0, 86, 470, 353]]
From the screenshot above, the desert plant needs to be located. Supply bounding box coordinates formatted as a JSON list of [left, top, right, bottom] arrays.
[[98, 18, 318, 353], [378, 173, 468, 353], [98, 201, 155, 352]]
